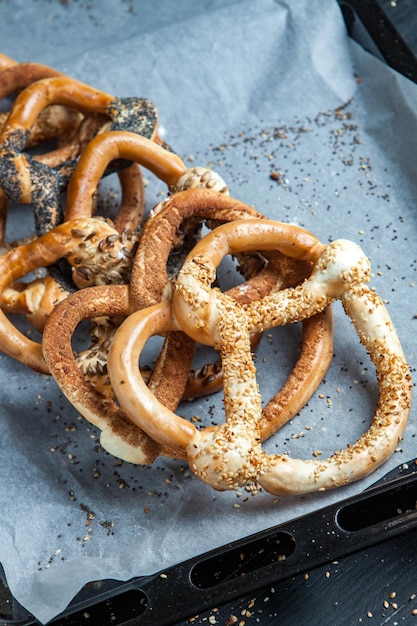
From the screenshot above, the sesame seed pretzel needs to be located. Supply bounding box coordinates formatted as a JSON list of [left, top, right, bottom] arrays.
[[108, 219, 411, 495], [131, 187, 333, 406]]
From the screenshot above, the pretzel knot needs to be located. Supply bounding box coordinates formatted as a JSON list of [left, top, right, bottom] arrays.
[[109, 219, 411, 496]]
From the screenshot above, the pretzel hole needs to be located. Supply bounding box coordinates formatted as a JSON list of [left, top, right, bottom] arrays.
[[3, 199, 37, 243], [94, 172, 125, 221], [1, 266, 51, 337], [138, 333, 165, 371], [261, 301, 378, 457], [70, 318, 95, 353], [0, 95, 12, 113]]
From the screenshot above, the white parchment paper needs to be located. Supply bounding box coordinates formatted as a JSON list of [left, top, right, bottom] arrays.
[[0, 0, 415, 623]]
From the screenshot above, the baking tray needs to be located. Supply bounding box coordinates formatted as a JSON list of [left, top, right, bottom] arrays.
[[2, 460, 417, 625]]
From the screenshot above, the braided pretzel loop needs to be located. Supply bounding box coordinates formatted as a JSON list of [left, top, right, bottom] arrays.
[[107, 219, 411, 495]]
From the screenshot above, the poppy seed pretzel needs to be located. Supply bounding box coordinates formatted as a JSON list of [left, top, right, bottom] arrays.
[[0, 73, 164, 333], [107, 219, 411, 496], [0, 60, 78, 245], [0, 76, 160, 238], [0, 159, 144, 329], [0, 75, 160, 148], [0, 67, 149, 302]]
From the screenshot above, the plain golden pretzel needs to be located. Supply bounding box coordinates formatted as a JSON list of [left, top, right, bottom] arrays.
[[64, 130, 228, 223]]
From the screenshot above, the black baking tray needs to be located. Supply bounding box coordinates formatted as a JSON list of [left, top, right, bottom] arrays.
[[1, 1, 417, 625], [1, 460, 417, 626], [339, 0, 417, 82]]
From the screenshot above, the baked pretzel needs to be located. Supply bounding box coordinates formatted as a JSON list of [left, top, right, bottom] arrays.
[[0, 216, 139, 372], [0, 74, 158, 326], [0, 76, 160, 236], [41, 249, 328, 463], [107, 219, 411, 495], [42, 283, 191, 462], [131, 188, 333, 405]]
